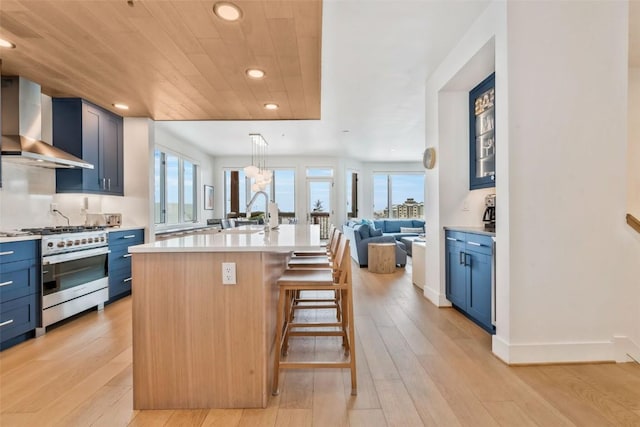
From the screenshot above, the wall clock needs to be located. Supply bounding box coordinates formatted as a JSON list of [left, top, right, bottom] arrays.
[[423, 147, 436, 169]]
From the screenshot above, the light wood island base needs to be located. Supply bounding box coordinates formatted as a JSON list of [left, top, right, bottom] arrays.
[[131, 251, 288, 409]]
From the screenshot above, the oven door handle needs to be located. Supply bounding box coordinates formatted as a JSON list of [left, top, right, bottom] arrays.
[[43, 247, 110, 265]]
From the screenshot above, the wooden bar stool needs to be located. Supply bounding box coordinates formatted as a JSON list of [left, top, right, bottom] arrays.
[[272, 237, 357, 396], [288, 231, 344, 320], [287, 230, 342, 269], [292, 225, 337, 257]]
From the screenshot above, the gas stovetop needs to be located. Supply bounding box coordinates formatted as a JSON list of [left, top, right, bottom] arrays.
[[21, 225, 106, 235], [28, 227, 110, 257]]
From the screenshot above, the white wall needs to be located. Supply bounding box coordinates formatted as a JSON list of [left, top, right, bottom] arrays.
[[629, 69, 640, 217], [627, 68, 640, 358], [504, 0, 635, 363], [426, 0, 638, 363]]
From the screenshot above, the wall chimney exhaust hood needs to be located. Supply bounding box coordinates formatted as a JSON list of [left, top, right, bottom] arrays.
[[1, 76, 94, 169]]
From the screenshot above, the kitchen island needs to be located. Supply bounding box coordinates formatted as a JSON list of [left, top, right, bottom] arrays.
[[128, 225, 322, 409]]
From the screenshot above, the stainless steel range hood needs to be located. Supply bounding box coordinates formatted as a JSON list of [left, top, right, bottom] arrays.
[[1, 76, 94, 169], [1, 134, 93, 169]]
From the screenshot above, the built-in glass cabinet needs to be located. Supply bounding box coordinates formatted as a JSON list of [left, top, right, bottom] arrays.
[[469, 73, 496, 190]]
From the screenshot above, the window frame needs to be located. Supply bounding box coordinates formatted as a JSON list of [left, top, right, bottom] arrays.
[[224, 167, 296, 218], [154, 147, 199, 227], [372, 172, 424, 219]]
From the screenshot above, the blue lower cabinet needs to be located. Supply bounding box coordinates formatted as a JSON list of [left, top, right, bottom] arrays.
[[445, 230, 494, 333], [0, 294, 37, 349], [109, 268, 132, 301], [108, 244, 133, 272], [445, 236, 466, 308], [466, 250, 492, 330], [0, 259, 38, 302], [107, 229, 144, 303], [0, 240, 39, 350]]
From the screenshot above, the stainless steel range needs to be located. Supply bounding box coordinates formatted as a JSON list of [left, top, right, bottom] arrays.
[[27, 227, 110, 334]]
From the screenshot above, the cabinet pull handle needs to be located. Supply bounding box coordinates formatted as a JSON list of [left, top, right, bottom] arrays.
[[0, 319, 14, 327], [0, 280, 13, 287], [0, 251, 15, 256], [123, 235, 136, 239], [123, 254, 132, 258], [459, 252, 465, 265], [123, 277, 132, 283], [446, 237, 457, 241], [467, 241, 482, 246], [108, 178, 111, 190], [466, 253, 471, 267]]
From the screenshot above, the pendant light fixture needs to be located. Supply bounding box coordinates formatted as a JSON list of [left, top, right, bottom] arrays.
[[244, 134, 272, 191]]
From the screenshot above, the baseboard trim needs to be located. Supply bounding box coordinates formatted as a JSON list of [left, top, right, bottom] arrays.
[[491, 334, 510, 363], [423, 286, 451, 307], [613, 336, 640, 363], [491, 337, 618, 364]]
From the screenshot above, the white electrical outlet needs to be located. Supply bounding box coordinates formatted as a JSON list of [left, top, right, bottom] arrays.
[[222, 262, 236, 285], [50, 203, 58, 213]]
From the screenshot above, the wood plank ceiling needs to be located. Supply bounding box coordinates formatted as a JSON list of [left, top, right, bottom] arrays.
[[0, 0, 322, 120]]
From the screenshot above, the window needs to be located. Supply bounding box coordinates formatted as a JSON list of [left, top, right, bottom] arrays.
[[225, 168, 295, 218], [273, 169, 295, 216], [373, 173, 424, 219], [154, 151, 165, 224], [154, 149, 198, 225], [306, 168, 333, 177]]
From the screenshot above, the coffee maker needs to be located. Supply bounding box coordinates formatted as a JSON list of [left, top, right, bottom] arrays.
[[483, 194, 496, 231]]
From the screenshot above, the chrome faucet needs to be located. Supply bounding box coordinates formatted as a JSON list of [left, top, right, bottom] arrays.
[[246, 191, 270, 230]]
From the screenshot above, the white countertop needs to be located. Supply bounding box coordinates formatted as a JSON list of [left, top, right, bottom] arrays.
[[443, 226, 496, 237], [0, 226, 145, 244], [107, 225, 145, 232], [129, 224, 323, 253], [0, 235, 42, 244]]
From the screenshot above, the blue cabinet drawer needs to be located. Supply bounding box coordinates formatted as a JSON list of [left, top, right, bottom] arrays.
[[445, 231, 466, 243], [464, 233, 493, 255], [0, 260, 38, 303], [0, 294, 37, 343], [0, 240, 38, 265], [108, 245, 132, 272], [109, 229, 144, 247], [109, 268, 132, 299]]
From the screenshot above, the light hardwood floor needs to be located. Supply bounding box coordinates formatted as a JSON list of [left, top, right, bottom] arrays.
[[1, 259, 639, 426]]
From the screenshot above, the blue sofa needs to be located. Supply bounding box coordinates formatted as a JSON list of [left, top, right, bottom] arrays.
[[343, 223, 407, 268], [371, 219, 425, 240]]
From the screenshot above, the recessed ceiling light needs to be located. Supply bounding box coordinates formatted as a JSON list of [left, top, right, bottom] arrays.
[[264, 103, 279, 110], [0, 38, 16, 49], [113, 103, 129, 110], [213, 2, 242, 21], [246, 68, 265, 79]]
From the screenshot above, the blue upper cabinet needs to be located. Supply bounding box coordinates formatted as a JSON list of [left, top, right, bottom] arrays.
[[53, 99, 124, 196], [469, 73, 495, 190]]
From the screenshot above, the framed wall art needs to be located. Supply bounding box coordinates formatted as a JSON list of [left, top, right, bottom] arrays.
[[204, 185, 214, 210]]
